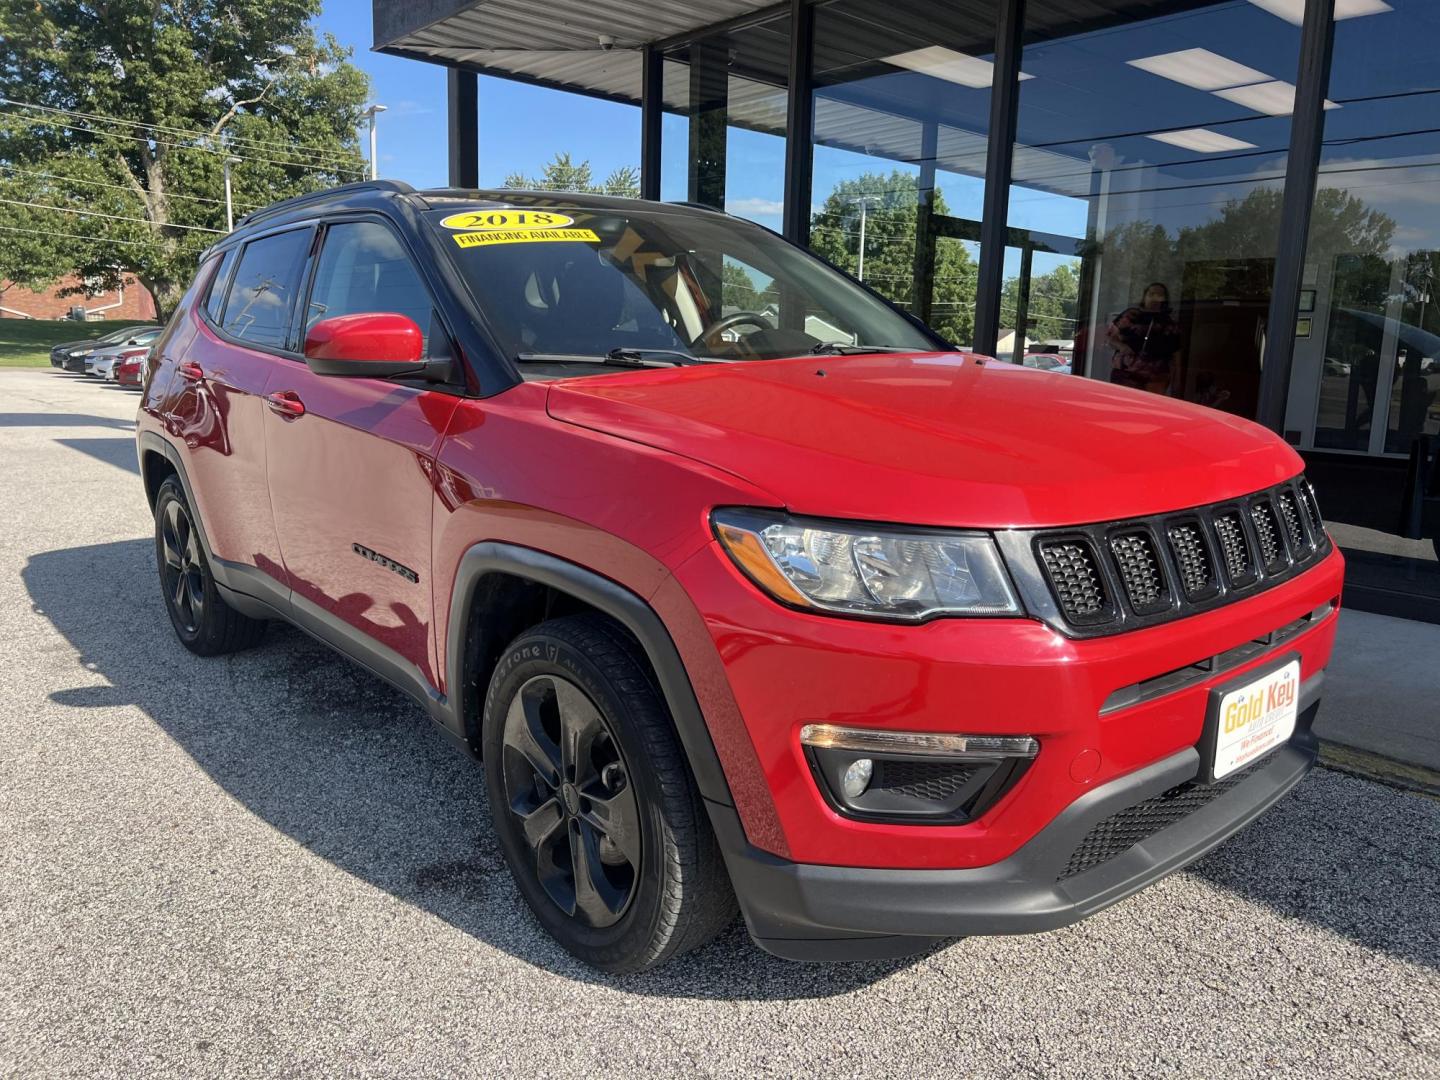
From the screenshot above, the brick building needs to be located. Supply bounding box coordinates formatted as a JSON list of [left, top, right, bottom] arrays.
[[0, 273, 156, 321]]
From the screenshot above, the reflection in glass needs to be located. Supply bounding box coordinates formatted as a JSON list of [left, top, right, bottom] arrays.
[[1006, 1, 1304, 415], [1294, 0, 1440, 457], [806, 0, 997, 348]]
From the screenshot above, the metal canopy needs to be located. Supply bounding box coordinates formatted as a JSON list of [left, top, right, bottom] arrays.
[[374, 0, 779, 104]]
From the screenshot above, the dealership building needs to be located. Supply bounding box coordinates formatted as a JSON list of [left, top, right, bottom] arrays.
[[373, 0, 1439, 620]]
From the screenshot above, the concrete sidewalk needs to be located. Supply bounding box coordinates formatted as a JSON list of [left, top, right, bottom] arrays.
[[1315, 608, 1440, 785]]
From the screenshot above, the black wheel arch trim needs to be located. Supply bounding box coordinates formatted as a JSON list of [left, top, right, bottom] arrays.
[[446, 542, 736, 810]]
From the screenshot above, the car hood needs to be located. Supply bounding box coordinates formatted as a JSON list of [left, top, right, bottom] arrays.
[[544, 352, 1304, 529]]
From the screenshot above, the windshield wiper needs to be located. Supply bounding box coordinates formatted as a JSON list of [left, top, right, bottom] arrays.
[[515, 348, 698, 369], [606, 347, 700, 366], [808, 343, 915, 355]]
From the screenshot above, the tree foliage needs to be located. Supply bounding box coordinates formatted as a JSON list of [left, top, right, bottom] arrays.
[[1001, 261, 1081, 344], [503, 152, 640, 198], [809, 170, 977, 345], [0, 0, 370, 317]]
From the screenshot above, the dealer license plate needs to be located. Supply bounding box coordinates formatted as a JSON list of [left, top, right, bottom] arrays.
[[1205, 658, 1300, 781]]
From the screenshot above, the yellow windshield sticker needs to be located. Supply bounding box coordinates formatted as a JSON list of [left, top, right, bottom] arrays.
[[452, 228, 600, 248], [439, 209, 576, 231]]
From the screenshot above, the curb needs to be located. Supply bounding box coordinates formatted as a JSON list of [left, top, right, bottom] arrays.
[[1317, 740, 1440, 800]]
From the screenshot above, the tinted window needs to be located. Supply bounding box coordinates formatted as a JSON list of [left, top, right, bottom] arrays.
[[203, 247, 238, 322], [306, 221, 434, 352], [221, 229, 311, 348]]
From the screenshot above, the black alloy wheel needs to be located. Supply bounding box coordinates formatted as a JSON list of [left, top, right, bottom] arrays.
[[501, 673, 641, 928], [483, 614, 736, 972], [152, 476, 265, 655], [159, 497, 206, 635]]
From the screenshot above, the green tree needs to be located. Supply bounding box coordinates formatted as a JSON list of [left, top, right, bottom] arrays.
[[0, 0, 370, 317], [1001, 261, 1081, 344], [809, 170, 977, 345], [504, 152, 640, 197]]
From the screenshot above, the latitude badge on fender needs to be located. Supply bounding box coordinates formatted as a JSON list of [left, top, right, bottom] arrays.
[[352, 543, 419, 583]]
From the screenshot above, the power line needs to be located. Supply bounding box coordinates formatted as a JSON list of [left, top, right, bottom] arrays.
[[0, 96, 365, 169], [0, 195, 224, 233], [0, 221, 149, 246], [0, 108, 366, 178], [0, 162, 261, 210]]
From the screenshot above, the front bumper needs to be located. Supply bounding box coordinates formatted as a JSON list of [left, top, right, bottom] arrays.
[[718, 679, 1321, 961]]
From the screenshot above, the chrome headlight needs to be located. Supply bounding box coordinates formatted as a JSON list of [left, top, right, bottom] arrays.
[[712, 508, 1020, 621]]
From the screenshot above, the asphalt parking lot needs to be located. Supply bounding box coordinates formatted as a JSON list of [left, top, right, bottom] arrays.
[[2, 367, 1438, 1078]]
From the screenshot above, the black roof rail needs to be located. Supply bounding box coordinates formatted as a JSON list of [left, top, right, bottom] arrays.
[[235, 178, 416, 229], [667, 199, 726, 214]]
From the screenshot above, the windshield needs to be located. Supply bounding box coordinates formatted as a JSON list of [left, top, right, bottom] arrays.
[[427, 204, 941, 374]]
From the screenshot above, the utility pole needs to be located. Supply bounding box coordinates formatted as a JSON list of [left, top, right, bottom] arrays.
[[849, 196, 879, 282], [362, 104, 388, 181], [223, 156, 240, 232]]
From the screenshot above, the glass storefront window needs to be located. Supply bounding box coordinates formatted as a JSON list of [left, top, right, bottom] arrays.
[[659, 16, 789, 230], [1287, 0, 1440, 457], [807, 0, 998, 348], [1006, 1, 1303, 413]]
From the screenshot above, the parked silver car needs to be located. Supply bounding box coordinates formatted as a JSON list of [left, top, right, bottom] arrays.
[[84, 328, 163, 378]]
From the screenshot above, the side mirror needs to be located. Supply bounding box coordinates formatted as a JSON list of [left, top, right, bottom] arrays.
[[303, 312, 426, 378]]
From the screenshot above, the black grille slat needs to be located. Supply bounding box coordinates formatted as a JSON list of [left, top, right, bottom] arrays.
[[1026, 476, 1331, 637], [1250, 500, 1286, 570], [1300, 481, 1325, 535], [1109, 531, 1169, 614], [1060, 763, 1261, 879], [1276, 489, 1309, 553], [1212, 511, 1256, 586], [1168, 522, 1217, 600], [1038, 540, 1108, 622]]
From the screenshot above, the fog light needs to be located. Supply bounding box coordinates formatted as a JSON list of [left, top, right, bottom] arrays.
[[842, 757, 874, 799], [799, 723, 1039, 824]]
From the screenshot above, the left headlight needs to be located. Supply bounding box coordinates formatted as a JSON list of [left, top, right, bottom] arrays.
[[712, 508, 1020, 621]]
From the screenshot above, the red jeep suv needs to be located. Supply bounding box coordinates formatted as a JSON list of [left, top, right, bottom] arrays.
[[136, 181, 1343, 972]]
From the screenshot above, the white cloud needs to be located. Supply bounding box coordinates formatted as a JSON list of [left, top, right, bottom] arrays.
[[726, 197, 784, 219]]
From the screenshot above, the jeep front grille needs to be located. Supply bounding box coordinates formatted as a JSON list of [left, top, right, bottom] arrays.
[[1018, 477, 1330, 637], [1036, 539, 1109, 623]]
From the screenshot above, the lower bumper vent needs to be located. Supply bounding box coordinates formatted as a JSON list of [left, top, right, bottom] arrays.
[[1059, 762, 1260, 880]]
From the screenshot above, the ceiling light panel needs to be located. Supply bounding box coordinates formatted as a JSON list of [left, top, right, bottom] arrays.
[[1126, 48, 1270, 91], [885, 46, 1033, 88], [1214, 79, 1339, 115], [1247, 0, 1392, 24], [1147, 127, 1258, 153]]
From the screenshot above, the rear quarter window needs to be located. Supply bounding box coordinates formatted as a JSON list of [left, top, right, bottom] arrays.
[[220, 229, 312, 349], [203, 247, 238, 322]]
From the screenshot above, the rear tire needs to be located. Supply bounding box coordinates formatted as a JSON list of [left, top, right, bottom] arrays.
[[483, 613, 736, 973], [153, 476, 266, 656]]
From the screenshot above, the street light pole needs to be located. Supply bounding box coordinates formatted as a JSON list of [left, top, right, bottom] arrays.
[[223, 156, 240, 232], [848, 196, 878, 282], [362, 104, 388, 181]]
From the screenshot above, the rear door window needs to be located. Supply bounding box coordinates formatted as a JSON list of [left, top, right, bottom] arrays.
[[221, 228, 312, 349]]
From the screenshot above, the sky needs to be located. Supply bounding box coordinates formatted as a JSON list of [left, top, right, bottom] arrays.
[[317, 2, 642, 193]]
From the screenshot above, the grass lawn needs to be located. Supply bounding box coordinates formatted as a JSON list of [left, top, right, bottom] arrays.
[[0, 318, 153, 367]]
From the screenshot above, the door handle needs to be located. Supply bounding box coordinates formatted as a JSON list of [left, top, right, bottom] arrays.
[[178, 360, 204, 382], [265, 390, 306, 419]]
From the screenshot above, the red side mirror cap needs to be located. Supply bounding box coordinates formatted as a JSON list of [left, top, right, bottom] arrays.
[[304, 313, 424, 365]]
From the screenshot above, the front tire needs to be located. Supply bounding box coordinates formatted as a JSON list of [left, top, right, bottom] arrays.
[[153, 476, 265, 656], [483, 614, 736, 972]]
